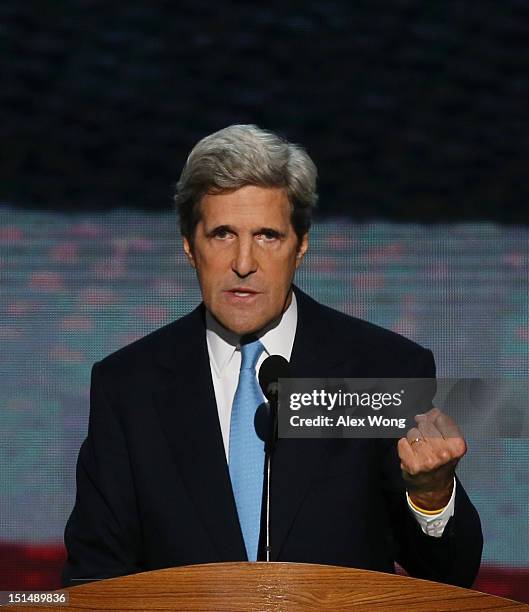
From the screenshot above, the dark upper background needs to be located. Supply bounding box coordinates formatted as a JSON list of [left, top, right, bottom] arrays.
[[1, 0, 528, 222]]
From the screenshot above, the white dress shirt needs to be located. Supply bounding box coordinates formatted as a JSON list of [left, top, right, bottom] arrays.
[[205, 291, 454, 537]]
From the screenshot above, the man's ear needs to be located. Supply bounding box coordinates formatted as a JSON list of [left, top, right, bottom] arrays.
[[183, 236, 196, 268], [295, 233, 309, 268]]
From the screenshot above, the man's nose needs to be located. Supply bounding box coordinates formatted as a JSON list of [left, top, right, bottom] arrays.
[[231, 238, 258, 278]]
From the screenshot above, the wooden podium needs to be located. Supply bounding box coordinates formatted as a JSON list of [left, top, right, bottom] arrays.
[[9, 562, 529, 610]]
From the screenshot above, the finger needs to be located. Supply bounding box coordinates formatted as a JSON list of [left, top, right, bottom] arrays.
[[429, 411, 467, 458], [417, 408, 465, 451], [417, 418, 442, 440], [416, 423, 451, 461], [406, 426, 423, 446], [415, 407, 441, 423], [406, 421, 450, 471], [399, 435, 442, 476], [397, 437, 420, 475], [414, 408, 443, 439], [405, 427, 432, 469], [433, 411, 463, 440], [416, 408, 461, 439], [417, 412, 464, 451]]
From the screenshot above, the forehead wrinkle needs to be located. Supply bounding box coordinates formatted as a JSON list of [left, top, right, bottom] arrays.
[[198, 185, 293, 234]]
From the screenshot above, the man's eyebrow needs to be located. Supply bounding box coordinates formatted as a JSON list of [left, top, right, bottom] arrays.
[[254, 227, 285, 237], [205, 224, 234, 236], [205, 225, 286, 237]]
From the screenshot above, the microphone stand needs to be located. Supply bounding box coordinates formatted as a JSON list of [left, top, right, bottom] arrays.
[[264, 393, 278, 562], [258, 357, 289, 563], [265, 448, 272, 561]]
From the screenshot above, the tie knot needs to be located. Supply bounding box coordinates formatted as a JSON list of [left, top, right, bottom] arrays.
[[239, 339, 264, 371]]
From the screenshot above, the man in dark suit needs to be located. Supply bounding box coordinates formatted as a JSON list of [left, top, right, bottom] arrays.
[[63, 125, 482, 587]]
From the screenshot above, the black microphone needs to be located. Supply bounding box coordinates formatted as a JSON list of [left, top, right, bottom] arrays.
[[259, 354, 290, 398], [256, 355, 290, 562], [258, 355, 290, 451]]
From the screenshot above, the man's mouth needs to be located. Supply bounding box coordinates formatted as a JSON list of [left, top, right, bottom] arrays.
[[225, 288, 261, 299]]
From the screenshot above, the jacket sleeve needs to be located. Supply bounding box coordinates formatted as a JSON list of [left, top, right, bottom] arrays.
[[380, 348, 483, 587], [62, 362, 143, 586]]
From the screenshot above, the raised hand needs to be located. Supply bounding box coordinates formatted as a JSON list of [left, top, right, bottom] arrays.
[[398, 407, 466, 511]]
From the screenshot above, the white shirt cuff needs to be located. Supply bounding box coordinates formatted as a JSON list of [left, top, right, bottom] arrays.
[[406, 477, 456, 538]]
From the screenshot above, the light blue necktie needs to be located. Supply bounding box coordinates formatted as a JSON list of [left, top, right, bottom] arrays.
[[229, 339, 265, 561]]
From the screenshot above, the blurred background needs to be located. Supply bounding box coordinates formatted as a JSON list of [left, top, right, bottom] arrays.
[[1, 0, 528, 602]]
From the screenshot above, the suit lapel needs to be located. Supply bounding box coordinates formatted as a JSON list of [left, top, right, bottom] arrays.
[[153, 305, 247, 561], [269, 288, 362, 560]]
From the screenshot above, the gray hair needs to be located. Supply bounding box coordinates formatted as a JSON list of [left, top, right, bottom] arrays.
[[174, 124, 318, 243]]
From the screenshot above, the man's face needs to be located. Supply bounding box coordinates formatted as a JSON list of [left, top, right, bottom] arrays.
[[183, 185, 308, 336]]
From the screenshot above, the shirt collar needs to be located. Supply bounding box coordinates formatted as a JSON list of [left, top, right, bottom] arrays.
[[206, 290, 298, 376]]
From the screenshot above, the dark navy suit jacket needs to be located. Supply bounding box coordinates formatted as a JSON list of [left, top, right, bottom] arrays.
[[62, 288, 482, 587]]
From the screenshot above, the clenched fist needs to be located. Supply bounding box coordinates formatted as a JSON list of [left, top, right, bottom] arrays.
[[398, 407, 467, 511]]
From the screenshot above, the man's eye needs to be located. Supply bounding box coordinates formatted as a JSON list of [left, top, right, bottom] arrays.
[[256, 232, 279, 242], [213, 229, 231, 239]]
